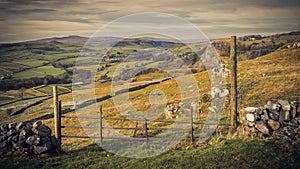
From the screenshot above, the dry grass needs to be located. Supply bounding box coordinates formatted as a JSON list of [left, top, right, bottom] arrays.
[[0, 46, 298, 151]]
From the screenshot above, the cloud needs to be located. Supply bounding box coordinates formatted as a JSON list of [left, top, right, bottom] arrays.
[[65, 10, 118, 16], [0, 8, 56, 15], [0, 0, 299, 42]]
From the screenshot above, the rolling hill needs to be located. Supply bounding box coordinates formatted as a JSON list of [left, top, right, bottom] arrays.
[[0, 31, 299, 168]]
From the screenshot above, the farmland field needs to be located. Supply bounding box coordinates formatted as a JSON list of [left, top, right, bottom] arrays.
[[0, 62, 29, 73], [0, 32, 299, 169], [13, 60, 47, 67], [13, 65, 65, 79], [35, 85, 71, 96]]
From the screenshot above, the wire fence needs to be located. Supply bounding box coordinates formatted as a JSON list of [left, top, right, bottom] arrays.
[[58, 106, 230, 148], [51, 36, 299, 150]]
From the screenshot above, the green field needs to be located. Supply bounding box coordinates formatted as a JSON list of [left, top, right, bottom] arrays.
[[0, 62, 29, 73], [0, 139, 299, 169], [57, 56, 98, 65], [13, 65, 65, 79], [14, 60, 47, 67]]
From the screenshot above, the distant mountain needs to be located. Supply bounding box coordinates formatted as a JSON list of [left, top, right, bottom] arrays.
[[50, 35, 88, 46], [0, 35, 185, 48], [113, 37, 184, 48]]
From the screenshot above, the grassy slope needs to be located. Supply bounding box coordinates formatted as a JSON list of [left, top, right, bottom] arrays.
[[237, 48, 299, 107], [1, 47, 298, 146], [1, 139, 299, 169], [0, 35, 299, 168]]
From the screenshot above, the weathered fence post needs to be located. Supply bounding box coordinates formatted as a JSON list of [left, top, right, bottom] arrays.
[[99, 105, 103, 146], [133, 121, 138, 137], [144, 119, 148, 147], [53, 86, 61, 151], [228, 36, 238, 137], [190, 106, 194, 143]]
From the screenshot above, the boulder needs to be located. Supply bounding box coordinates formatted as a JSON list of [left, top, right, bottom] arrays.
[[7, 129, 19, 137], [0, 124, 8, 132], [265, 101, 274, 110], [7, 136, 13, 143], [260, 110, 269, 122], [290, 101, 298, 119], [246, 114, 255, 122], [296, 117, 300, 126], [24, 123, 33, 133], [0, 135, 6, 142], [164, 104, 181, 119], [19, 129, 27, 137], [12, 135, 18, 142], [13, 136, 26, 149], [286, 119, 298, 128], [33, 124, 51, 137], [19, 136, 26, 143], [12, 141, 23, 149], [267, 119, 280, 131], [0, 140, 7, 149], [257, 108, 264, 115], [271, 103, 281, 112], [279, 109, 290, 122], [245, 107, 258, 113], [278, 100, 291, 111], [15, 122, 24, 131], [268, 112, 279, 121], [34, 141, 52, 154], [282, 127, 295, 140], [33, 121, 42, 128], [255, 121, 269, 136], [8, 122, 17, 129], [26, 135, 40, 146]]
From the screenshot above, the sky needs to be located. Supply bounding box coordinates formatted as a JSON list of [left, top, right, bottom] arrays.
[[0, 0, 299, 43]]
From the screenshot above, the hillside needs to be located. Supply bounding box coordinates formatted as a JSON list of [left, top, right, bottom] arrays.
[[0, 31, 299, 168], [0, 31, 299, 125]]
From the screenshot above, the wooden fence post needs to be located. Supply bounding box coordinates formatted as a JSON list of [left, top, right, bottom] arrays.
[[144, 119, 148, 147], [228, 36, 238, 137], [53, 86, 61, 151], [190, 106, 194, 143], [99, 105, 103, 146], [133, 121, 138, 137]]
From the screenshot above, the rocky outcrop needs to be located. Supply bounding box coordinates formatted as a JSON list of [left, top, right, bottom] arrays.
[[0, 120, 57, 156], [238, 100, 300, 141], [165, 104, 182, 119]]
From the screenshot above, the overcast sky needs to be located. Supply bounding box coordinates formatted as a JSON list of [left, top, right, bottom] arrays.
[[0, 0, 299, 43]]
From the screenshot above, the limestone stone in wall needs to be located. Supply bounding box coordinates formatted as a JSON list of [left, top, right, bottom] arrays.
[[238, 100, 300, 141], [0, 120, 57, 156]]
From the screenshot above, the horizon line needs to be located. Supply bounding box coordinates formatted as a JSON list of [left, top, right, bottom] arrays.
[[1, 30, 299, 45]]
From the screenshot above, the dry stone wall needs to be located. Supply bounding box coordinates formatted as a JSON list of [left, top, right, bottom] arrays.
[[0, 120, 57, 156], [238, 100, 300, 141]]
